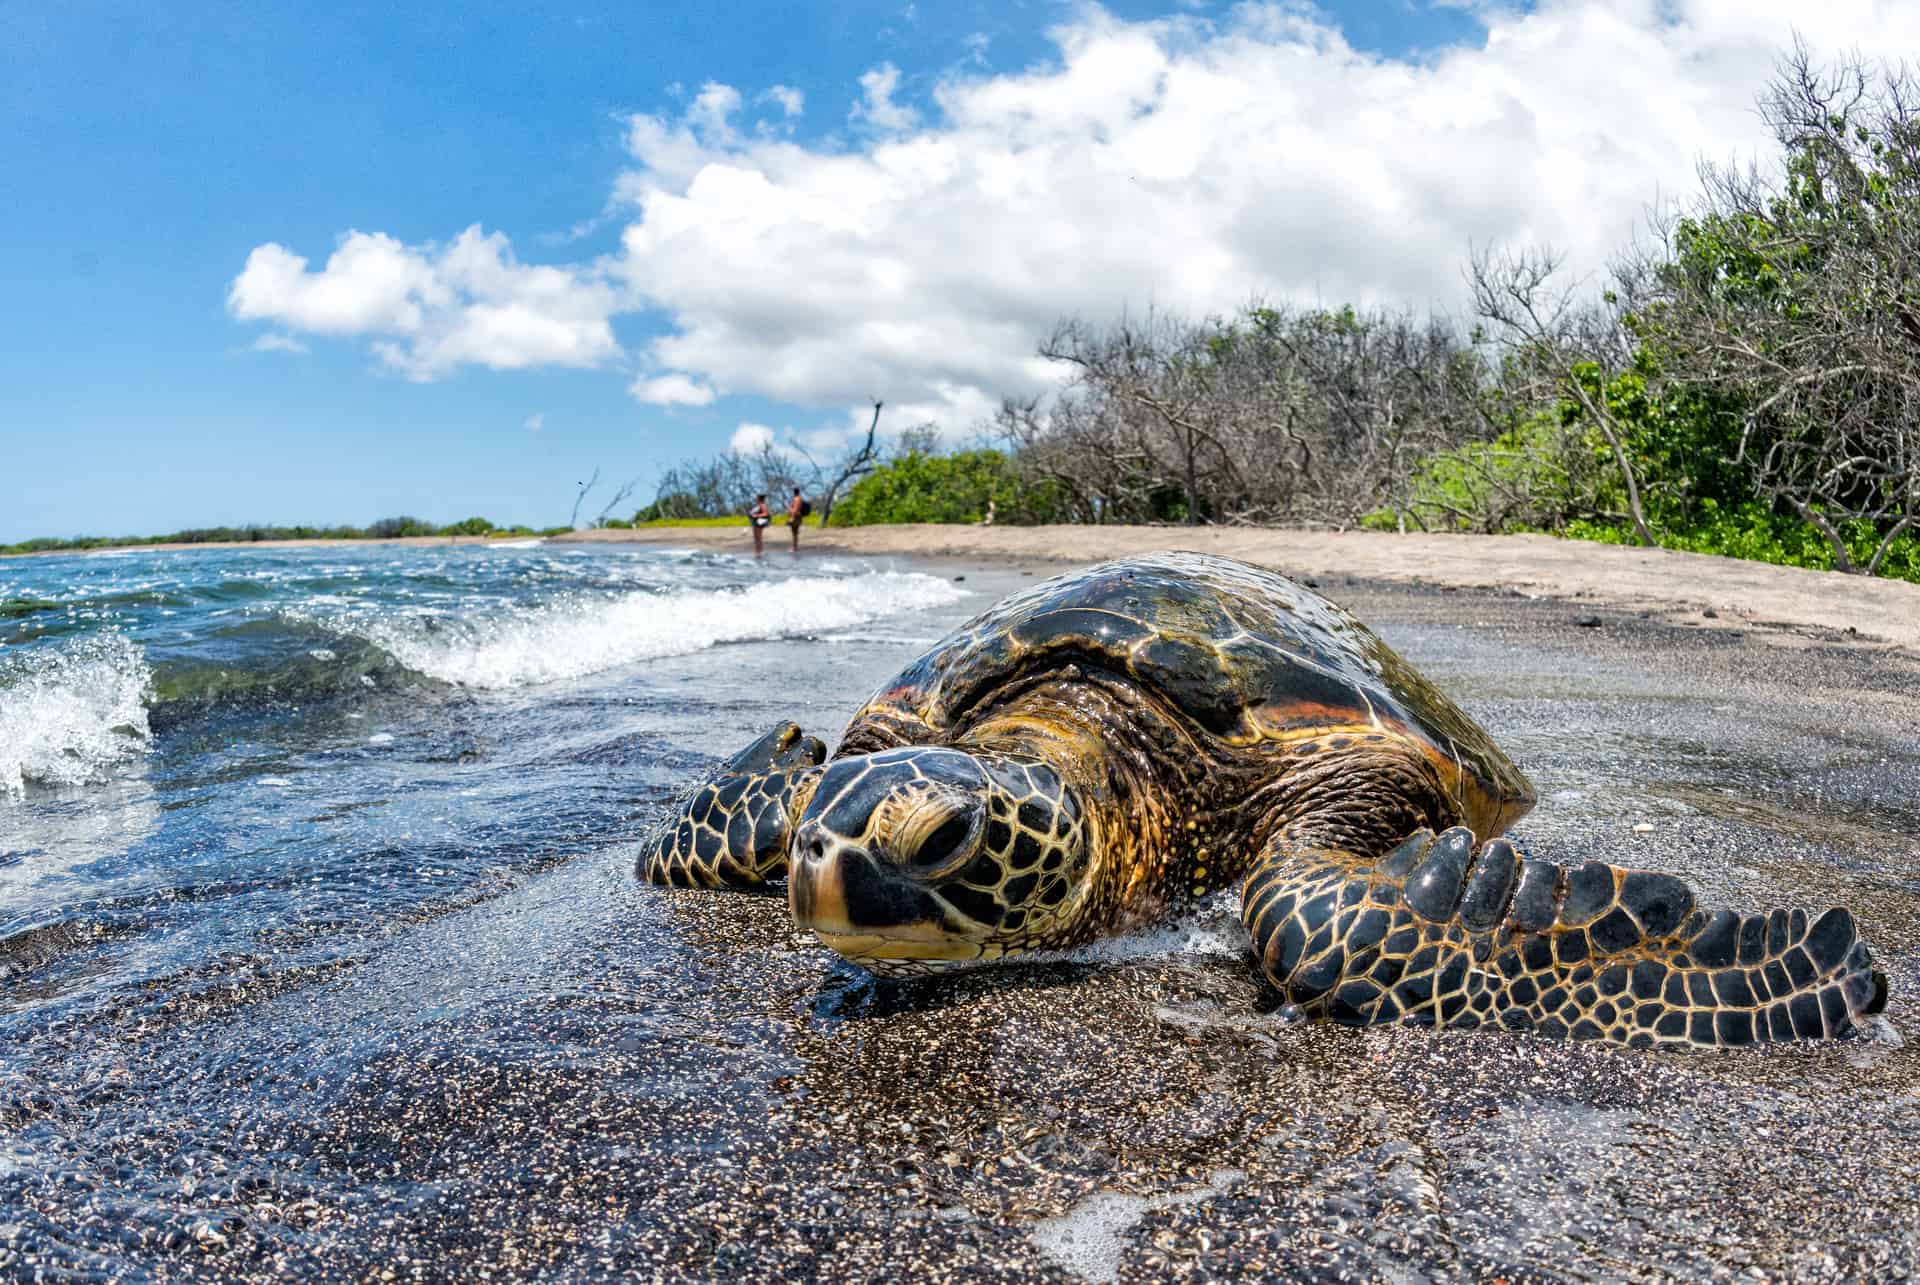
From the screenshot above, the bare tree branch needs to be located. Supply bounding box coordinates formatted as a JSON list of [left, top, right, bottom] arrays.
[[594, 477, 640, 526], [569, 467, 601, 530], [815, 401, 885, 526]]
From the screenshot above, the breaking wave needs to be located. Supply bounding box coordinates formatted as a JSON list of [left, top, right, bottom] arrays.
[[0, 633, 154, 796], [322, 571, 970, 689]]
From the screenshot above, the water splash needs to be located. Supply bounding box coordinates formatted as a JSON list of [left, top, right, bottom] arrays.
[[0, 633, 153, 796], [327, 571, 969, 689]]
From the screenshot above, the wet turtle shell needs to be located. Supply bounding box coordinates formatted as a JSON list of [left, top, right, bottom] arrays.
[[840, 552, 1533, 823]]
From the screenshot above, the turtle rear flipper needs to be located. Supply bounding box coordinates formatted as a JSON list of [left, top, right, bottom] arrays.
[[1242, 826, 1887, 1047], [639, 722, 825, 888]]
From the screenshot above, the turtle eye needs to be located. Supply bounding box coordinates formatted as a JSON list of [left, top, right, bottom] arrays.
[[907, 808, 979, 873]]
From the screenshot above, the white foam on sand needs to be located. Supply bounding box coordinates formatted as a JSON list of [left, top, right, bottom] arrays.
[[1021, 895, 1247, 970], [0, 633, 154, 797], [337, 571, 969, 689], [1029, 1168, 1245, 1283]]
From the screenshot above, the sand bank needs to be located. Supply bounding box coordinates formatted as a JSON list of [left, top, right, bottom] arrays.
[[553, 523, 1920, 655]]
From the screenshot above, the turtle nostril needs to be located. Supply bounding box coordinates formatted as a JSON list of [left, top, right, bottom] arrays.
[[795, 828, 831, 865]]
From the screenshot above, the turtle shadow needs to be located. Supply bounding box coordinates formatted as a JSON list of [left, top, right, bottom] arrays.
[[804, 957, 1102, 1029]]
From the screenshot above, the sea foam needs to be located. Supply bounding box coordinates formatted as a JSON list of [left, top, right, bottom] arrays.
[[0, 633, 155, 797], [338, 570, 969, 689]]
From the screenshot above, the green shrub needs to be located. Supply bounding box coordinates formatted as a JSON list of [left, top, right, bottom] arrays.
[[1566, 502, 1920, 582], [634, 492, 707, 522], [1372, 413, 1595, 534], [365, 515, 436, 539], [833, 449, 1068, 525]]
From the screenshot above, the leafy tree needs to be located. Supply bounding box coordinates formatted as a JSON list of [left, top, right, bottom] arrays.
[[1634, 42, 1920, 574]]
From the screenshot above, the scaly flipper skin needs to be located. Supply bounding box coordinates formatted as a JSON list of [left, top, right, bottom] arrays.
[[1242, 826, 1888, 1048], [640, 722, 824, 888]]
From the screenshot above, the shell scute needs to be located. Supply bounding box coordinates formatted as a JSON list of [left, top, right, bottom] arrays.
[[1009, 606, 1155, 654], [838, 552, 1532, 821], [1130, 632, 1242, 736]]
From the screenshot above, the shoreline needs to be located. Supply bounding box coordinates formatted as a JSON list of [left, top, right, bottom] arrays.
[[10, 523, 1919, 656], [1, 533, 515, 558], [552, 523, 1920, 656]]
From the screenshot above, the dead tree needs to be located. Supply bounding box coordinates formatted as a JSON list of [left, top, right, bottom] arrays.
[[1468, 245, 1659, 546], [594, 477, 640, 526], [569, 467, 601, 530], [1022, 303, 1490, 529], [799, 401, 884, 526]]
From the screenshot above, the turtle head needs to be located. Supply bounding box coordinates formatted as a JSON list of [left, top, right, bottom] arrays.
[[788, 747, 1088, 974]]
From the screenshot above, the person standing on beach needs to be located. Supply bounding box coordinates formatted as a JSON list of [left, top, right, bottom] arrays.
[[786, 486, 807, 553], [748, 493, 771, 557]]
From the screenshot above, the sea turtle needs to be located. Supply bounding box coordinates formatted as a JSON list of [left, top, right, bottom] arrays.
[[639, 552, 1887, 1047]]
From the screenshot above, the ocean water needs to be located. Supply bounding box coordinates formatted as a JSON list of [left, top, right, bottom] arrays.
[[0, 541, 985, 1274], [1, 538, 975, 918]]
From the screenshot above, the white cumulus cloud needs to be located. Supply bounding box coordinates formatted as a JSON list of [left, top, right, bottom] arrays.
[[728, 422, 777, 454], [686, 81, 743, 142], [851, 62, 918, 132], [249, 332, 308, 354], [231, 3, 1920, 431], [524, 412, 545, 431], [229, 232, 432, 335], [763, 84, 805, 118], [601, 2, 1920, 432], [630, 372, 718, 406], [228, 225, 620, 381]]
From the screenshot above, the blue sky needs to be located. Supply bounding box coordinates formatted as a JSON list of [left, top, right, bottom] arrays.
[[2, 1, 1909, 541]]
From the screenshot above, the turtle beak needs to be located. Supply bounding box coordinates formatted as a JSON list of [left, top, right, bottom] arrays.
[[788, 821, 852, 931], [789, 821, 971, 963]]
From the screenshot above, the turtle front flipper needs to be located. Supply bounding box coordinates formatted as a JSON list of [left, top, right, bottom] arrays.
[[639, 722, 825, 888], [1241, 826, 1888, 1047]]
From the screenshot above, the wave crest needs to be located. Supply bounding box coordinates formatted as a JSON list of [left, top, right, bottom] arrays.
[[0, 633, 154, 796], [336, 571, 969, 689]]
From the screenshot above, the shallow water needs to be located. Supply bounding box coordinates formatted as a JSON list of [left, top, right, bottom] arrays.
[[2, 551, 1917, 1281]]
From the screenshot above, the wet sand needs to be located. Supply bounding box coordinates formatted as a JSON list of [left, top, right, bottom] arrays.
[[7, 558, 1918, 1281], [593, 572, 1920, 1283]]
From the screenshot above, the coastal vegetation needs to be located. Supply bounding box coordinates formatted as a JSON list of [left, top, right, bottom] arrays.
[[640, 45, 1920, 584]]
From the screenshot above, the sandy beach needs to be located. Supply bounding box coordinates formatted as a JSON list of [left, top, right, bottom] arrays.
[[553, 523, 1920, 656], [6, 539, 1918, 1280]]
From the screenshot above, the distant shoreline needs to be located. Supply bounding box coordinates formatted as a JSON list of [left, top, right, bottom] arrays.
[[9, 522, 1918, 657], [1, 533, 519, 559]]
